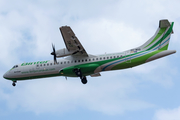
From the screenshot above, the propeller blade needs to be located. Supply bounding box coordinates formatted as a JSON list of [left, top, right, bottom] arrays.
[[51, 43, 57, 64], [53, 56, 57, 64]]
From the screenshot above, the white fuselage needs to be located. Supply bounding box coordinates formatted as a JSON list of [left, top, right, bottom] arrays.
[[3, 52, 126, 80]]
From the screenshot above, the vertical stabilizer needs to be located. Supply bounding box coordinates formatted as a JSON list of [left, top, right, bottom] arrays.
[[138, 19, 174, 51]]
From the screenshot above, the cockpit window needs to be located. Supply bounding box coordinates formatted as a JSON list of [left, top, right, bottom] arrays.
[[12, 65, 18, 68]]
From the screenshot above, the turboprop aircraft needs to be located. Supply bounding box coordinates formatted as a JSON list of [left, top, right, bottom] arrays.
[[3, 19, 176, 86]]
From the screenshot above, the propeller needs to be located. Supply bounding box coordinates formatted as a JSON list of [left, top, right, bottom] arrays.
[[51, 44, 57, 64]]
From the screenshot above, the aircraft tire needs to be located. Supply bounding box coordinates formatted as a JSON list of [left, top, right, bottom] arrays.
[[81, 76, 87, 84], [12, 82, 16, 86]]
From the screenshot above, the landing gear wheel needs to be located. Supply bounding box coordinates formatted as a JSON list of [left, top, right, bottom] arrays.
[[12, 82, 16, 86], [12, 81, 17, 87], [81, 76, 87, 84], [73, 68, 88, 84]]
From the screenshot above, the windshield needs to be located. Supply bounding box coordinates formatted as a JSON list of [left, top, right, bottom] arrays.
[[12, 65, 18, 69]]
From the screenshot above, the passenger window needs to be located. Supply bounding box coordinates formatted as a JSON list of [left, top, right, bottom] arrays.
[[71, 61, 73, 63], [44, 64, 46, 66], [96, 58, 98, 60], [47, 63, 49, 66], [82, 60, 84, 62], [114, 56, 116, 58], [85, 59, 87, 62], [100, 58, 102, 60], [64, 61, 66, 64], [92, 58, 95, 61], [37, 65, 39, 67], [89, 59, 91, 61], [110, 56, 112, 59], [61, 62, 63, 64], [40, 64, 42, 67], [75, 60, 77, 63], [103, 57, 105, 59], [68, 61, 70, 64], [78, 60, 80, 62], [107, 57, 109, 59], [117, 56, 119, 58], [50, 63, 52, 65]]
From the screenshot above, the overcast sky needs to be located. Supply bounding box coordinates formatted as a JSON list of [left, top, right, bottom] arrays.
[[0, 0, 180, 120]]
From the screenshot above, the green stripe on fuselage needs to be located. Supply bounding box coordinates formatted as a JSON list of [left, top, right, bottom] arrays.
[[112, 50, 163, 70], [146, 22, 174, 50], [60, 51, 144, 77], [144, 28, 166, 48], [159, 44, 169, 50]]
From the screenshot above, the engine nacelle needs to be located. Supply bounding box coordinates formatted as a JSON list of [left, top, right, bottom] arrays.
[[56, 48, 75, 57]]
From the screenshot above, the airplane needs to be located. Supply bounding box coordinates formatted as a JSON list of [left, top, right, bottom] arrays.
[[3, 19, 176, 86]]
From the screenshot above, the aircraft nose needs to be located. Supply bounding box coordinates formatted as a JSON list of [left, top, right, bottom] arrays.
[[3, 73, 9, 79]]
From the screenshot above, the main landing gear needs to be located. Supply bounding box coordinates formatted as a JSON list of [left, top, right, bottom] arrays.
[[12, 80, 17, 87], [73, 68, 87, 84]]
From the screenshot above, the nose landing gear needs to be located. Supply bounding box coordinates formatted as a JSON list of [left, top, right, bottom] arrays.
[[12, 80, 17, 87], [81, 76, 87, 84], [73, 68, 88, 84]]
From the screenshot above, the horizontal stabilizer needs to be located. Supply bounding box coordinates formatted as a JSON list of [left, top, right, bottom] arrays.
[[146, 50, 176, 63], [159, 19, 171, 28]]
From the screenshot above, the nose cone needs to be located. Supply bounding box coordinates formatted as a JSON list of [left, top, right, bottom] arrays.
[[3, 73, 6, 79], [3, 73, 9, 79]]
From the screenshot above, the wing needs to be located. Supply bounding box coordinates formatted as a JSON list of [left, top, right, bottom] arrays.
[[60, 26, 88, 57]]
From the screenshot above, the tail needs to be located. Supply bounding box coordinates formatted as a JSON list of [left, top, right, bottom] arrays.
[[139, 19, 174, 51]]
